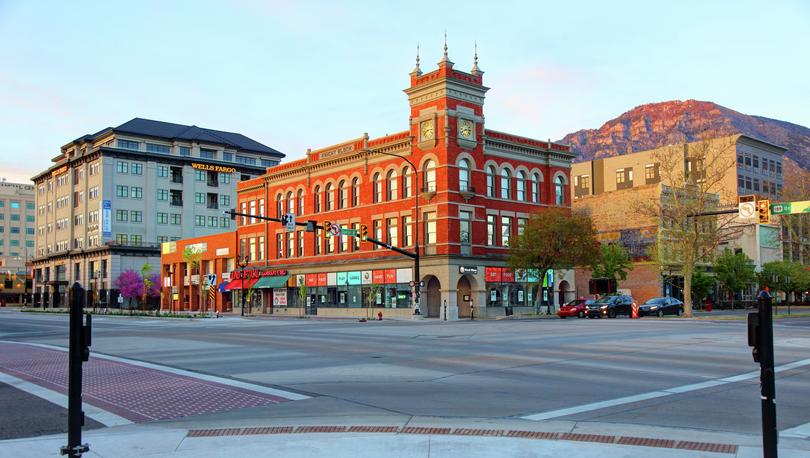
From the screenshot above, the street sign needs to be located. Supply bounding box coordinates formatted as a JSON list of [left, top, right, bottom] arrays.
[[771, 200, 810, 215], [285, 213, 296, 232], [738, 201, 756, 219], [117, 294, 123, 304], [329, 222, 341, 237], [340, 228, 357, 237], [205, 273, 217, 287]]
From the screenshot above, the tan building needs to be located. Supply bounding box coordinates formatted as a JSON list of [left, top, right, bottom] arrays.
[[31, 118, 284, 308], [572, 135, 786, 303], [0, 180, 36, 304]]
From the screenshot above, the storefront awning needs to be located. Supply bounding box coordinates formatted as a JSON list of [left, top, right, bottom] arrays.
[[217, 281, 229, 293], [253, 275, 290, 289], [223, 278, 258, 291]]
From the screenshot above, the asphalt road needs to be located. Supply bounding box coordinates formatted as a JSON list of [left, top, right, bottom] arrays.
[[1, 309, 809, 439]]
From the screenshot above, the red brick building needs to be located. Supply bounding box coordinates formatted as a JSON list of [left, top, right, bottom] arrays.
[[163, 45, 577, 318]]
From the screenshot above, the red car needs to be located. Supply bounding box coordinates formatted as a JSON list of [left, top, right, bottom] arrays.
[[557, 299, 594, 319]]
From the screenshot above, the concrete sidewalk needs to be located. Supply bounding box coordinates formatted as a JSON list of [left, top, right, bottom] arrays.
[[2, 421, 810, 458]]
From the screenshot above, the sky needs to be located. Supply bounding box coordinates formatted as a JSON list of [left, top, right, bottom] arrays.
[[0, 0, 808, 184]]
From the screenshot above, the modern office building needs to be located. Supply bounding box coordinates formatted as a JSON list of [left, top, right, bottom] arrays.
[[571, 134, 786, 303], [31, 118, 284, 308], [161, 45, 577, 318], [0, 180, 35, 304]]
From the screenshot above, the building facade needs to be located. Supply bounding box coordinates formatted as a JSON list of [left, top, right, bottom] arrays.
[[31, 118, 283, 308], [572, 135, 787, 304], [0, 180, 36, 304], [161, 46, 577, 318]]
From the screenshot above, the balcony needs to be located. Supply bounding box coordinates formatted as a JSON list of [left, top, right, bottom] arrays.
[[459, 186, 476, 201], [171, 199, 183, 207]]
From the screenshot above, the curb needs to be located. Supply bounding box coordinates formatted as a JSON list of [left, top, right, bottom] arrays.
[[186, 425, 738, 454]]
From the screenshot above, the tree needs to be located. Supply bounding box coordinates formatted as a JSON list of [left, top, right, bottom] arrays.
[[591, 243, 634, 284], [507, 209, 600, 313], [759, 261, 808, 304], [182, 246, 203, 312], [779, 163, 810, 264], [690, 269, 715, 306], [297, 280, 308, 317], [634, 136, 741, 317], [140, 264, 153, 311], [366, 284, 382, 319], [713, 249, 755, 308], [114, 269, 143, 309]]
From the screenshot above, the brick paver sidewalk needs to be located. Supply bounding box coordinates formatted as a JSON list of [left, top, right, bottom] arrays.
[[0, 342, 290, 422]]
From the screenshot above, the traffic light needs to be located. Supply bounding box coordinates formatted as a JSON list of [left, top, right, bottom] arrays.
[[360, 224, 368, 241], [324, 221, 332, 237], [758, 199, 770, 224]]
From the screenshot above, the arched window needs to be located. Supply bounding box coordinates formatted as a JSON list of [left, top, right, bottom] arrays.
[[423, 160, 436, 192], [486, 165, 497, 197], [531, 173, 540, 203], [286, 191, 294, 215], [516, 171, 527, 201], [313, 185, 321, 213], [297, 189, 304, 215], [500, 169, 511, 199], [351, 177, 359, 206], [386, 170, 398, 201], [555, 175, 565, 206], [372, 172, 382, 203], [458, 159, 471, 192], [338, 180, 347, 209], [402, 167, 412, 198], [325, 183, 334, 211], [276, 193, 283, 217]]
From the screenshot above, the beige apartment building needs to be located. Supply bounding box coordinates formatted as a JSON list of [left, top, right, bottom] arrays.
[[31, 118, 284, 308], [572, 134, 786, 303]]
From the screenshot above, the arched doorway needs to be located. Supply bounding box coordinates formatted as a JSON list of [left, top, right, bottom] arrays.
[[425, 275, 441, 317], [558, 280, 570, 306], [456, 275, 472, 318]]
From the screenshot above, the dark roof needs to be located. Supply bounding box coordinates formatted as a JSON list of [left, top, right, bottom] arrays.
[[113, 118, 284, 157], [69, 118, 283, 158]]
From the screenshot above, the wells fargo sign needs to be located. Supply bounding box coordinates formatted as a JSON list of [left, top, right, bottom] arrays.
[[231, 269, 287, 280], [191, 162, 237, 173]]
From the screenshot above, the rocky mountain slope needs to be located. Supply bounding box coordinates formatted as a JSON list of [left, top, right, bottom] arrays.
[[560, 100, 810, 172]]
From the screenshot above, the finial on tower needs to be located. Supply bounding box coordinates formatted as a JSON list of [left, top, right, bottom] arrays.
[[471, 41, 482, 75], [438, 32, 453, 67], [411, 44, 422, 76]]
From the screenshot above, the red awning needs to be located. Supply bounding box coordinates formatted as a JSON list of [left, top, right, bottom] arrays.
[[223, 278, 258, 291]]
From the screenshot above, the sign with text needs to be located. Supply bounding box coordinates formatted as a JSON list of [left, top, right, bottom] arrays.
[[231, 269, 287, 280], [273, 288, 287, 306], [101, 200, 112, 238], [191, 162, 237, 173]]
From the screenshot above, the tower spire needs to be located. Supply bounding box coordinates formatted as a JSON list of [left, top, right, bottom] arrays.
[[438, 32, 453, 67], [411, 44, 422, 76], [471, 41, 482, 75]]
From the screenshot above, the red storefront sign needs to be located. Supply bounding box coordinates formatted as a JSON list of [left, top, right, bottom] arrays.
[[385, 269, 397, 284], [372, 270, 385, 284], [502, 269, 515, 283], [317, 272, 328, 286], [231, 269, 288, 280], [485, 267, 502, 282], [305, 273, 318, 287]]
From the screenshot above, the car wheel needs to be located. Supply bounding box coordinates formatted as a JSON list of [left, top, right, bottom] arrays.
[[676, 308, 682, 317], [578, 311, 585, 319], [560, 315, 566, 319], [608, 309, 616, 319], [657, 309, 664, 318]]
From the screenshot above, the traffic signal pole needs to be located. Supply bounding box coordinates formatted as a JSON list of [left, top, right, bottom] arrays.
[[61, 282, 91, 457]]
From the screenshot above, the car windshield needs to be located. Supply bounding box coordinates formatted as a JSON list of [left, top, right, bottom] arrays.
[[595, 296, 617, 304], [565, 300, 583, 307], [645, 298, 667, 305]]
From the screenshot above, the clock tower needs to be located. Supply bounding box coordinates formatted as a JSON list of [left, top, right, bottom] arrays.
[[404, 42, 489, 154]]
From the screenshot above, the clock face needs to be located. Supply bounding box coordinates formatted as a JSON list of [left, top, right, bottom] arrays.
[[420, 120, 434, 141], [459, 119, 474, 139]]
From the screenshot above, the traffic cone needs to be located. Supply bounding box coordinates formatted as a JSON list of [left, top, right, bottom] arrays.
[[631, 302, 639, 319]]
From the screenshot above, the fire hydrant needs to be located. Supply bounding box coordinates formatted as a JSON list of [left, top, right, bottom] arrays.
[[631, 302, 639, 319], [377, 311, 383, 321]]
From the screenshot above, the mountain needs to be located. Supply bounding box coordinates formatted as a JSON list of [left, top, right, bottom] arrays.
[[560, 100, 810, 172]]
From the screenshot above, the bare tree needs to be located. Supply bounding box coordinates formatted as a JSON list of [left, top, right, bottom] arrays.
[[634, 136, 741, 317], [779, 162, 810, 264]]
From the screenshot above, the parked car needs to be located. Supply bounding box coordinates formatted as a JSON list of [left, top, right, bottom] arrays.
[[638, 297, 683, 317], [557, 299, 594, 319], [586, 294, 634, 318]]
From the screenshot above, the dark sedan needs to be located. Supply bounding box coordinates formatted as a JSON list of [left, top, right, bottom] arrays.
[[586, 294, 634, 318], [638, 297, 684, 317]]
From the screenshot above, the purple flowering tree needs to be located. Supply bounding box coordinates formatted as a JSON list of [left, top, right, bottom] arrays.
[[147, 273, 161, 299], [114, 269, 144, 309]]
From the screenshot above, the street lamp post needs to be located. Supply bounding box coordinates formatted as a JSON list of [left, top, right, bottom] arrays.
[[238, 254, 248, 317], [372, 150, 422, 316], [166, 266, 173, 314]]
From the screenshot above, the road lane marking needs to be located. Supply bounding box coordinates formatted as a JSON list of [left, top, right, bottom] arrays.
[[522, 358, 810, 422], [1, 341, 310, 401], [0, 371, 132, 427]]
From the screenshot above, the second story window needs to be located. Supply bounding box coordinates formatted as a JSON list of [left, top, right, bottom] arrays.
[[297, 189, 304, 215], [487, 215, 496, 246], [314, 186, 321, 213], [325, 183, 334, 211], [486, 165, 496, 197], [531, 173, 541, 203], [386, 170, 398, 201], [500, 169, 511, 199], [516, 171, 526, 201], [276, 193, 283, 217], [351, 178, 359, 207], [338, 180, 347, 209], [287, 192, 294, 214], [402, 167, 412, 198], [555, 175, 566, 206], [458, 159, 471, 192], [423, 160, 436, 193]]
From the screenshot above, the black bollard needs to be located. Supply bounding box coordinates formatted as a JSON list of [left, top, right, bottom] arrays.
[[60, 282, 91, 457], [756, 289, 778, 458]]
